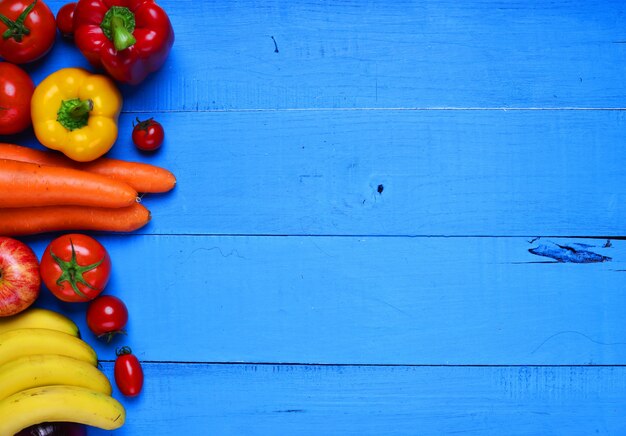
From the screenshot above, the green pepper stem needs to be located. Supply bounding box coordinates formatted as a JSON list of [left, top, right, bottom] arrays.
[[69, 99, 93, 119], [57, 98, 93, 131], [111, 16, 136, 51], [101, 6, 137, 51]]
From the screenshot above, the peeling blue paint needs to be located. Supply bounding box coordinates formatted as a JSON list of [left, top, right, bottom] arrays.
[[528, 243, 611, 263]]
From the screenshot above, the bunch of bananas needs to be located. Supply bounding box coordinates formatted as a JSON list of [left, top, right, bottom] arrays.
[[0, 308, 125, 434]]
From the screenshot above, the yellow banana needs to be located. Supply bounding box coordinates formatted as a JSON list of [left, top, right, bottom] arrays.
[[0, 308, 79, 336], [0, 328, 97, 366], [0, 385, 125, 434], [0, 354, 112, 401]]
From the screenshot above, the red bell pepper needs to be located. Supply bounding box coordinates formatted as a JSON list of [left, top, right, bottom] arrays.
[[73, 0, 174, 85]]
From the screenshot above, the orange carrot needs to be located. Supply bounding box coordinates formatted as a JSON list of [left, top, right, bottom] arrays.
[[0, 143, 176, 193], [0, 159, 138, 208], [0, 203, 151, 236]]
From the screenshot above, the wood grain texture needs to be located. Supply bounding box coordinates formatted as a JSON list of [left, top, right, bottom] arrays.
[[11, 109, 625, 237], [33, 0, 626, 111], [89, 363, 626, 435], [26, 235, 626, 365]]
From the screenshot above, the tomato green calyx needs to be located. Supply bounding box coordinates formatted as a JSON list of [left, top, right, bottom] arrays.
[[101, 6, 136, 51], [50, 239, 103, 298], [132, 117, 154, 131], [100, 329, 127, 343], [0, 0, 36, 42], [116, 346, 133, 357], [57, 98, 93, 131]]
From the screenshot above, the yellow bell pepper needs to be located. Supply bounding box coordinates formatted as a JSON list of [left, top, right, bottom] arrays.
[[31, 68, 123, 162]]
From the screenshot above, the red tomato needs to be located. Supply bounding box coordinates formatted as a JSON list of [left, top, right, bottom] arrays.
[[40, 234, 111, 303], [115, 346, 143, 397], [0, 0, 56, 64], [132, 117, 164, 151], [86, 295, 128, 341], [0, 62, 33, 134], [56, 2, 76, 37]]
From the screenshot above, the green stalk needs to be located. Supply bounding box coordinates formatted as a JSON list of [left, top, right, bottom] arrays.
[[0, 0, 37, 42], [101, 6, 136, 51], [56, 98, 93, 131]]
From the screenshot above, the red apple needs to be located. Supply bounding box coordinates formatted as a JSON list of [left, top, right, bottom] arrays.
[[0, 237, 40, 317]]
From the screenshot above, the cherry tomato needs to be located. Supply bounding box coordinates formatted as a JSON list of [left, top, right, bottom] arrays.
[[115, 346, 143, 397], [87, 295, 128, 341], [132, 117, 164, 151], [40, 234, 111, 303], [0, 0, 56, 64], [0, 62, 33, 134], [56, 2, 76, 38]]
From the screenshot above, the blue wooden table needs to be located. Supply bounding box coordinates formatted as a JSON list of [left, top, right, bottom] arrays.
[[9, 0, 626, 433]]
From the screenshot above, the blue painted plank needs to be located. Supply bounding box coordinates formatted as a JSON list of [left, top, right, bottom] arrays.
[[87, 363, 626, 435], [25, 235, 626, 365], [11, 109, 626, 237], [26, 0, 626, 111]]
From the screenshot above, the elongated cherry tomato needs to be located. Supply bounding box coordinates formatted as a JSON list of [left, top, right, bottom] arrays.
[[40, 233, 111, 303], [0, 0, 56, 64], [132, 117, 164, 151], [0, 62, 33, 134], [115, 346, 143, 397], [56, 2, 76, 38], [87, 295, 128, 342]]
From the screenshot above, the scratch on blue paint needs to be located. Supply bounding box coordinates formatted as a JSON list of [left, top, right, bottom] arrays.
[[531, 330, 626, 354], [528, 242, 611, 263]]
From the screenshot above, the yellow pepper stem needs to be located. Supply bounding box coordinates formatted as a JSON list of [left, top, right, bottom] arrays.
[[56, 98, 93, 131]]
